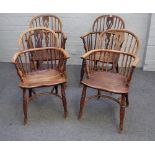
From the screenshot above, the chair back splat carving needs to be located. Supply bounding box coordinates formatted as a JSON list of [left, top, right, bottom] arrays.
[[92, 15, 125, 32], [18, 27, 59, 50], [29, 14, 62, 31], [97, 29, 140, 55], [29, 14, 67, 49]]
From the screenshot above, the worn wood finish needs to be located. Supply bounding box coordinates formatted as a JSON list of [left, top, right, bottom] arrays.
[[12, 47, 69, 124], [80, 15, 125, 82], [29, 14, 67, 49], [78, 49, 139, 132]]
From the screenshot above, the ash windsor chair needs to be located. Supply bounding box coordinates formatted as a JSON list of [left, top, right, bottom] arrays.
[[29, 14, 67, 49], [12, 47, 69, 125], [78, 49, 139, 132], [80, 14, 125, 82]]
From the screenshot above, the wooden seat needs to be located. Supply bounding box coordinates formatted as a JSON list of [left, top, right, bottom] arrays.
[[20, 69, 66, 88], [78, 49, 139, 132], [12, 47, 69, 125], [82, 71, 128, 94]]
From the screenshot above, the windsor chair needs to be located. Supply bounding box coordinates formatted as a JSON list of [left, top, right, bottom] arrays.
[[18, 27, 61, 95], [29, 14, 67, 49], [12, 47, 69, 124], [78, 49, 139, 132], [80, 14, 125, 82]]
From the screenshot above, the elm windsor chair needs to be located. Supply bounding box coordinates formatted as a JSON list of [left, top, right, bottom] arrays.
[[29, 14, 67, 49], [78, 49, 139, 132], [12, 47, 69, 125], [80, 14, 125, 82]]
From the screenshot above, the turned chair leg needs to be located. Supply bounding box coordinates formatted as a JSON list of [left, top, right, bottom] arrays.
[[119, 94, 126, 132], [78, 85, 87, 120], [55, 85, 58, 94], [97, 90, 101, 99], [61, 84, 68, 118], [23, 88, 29, 125], [29, 88, 32, 97], [80, 61, 84, 83], [125, 93, 129, 107]]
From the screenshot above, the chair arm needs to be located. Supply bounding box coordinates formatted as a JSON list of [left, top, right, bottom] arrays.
[[132, 56, 140, 67], [80, 31, 101, 39], [12, 51, 22, 64], [61, 31, 67, 40]]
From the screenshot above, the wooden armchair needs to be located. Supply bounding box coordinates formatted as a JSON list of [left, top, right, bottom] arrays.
[[29, 14, 67, 49], [12, 47, 69, 125], [78, 49, 139, 132], [18, 27, 62, 95], [80, 15, 125, 81]]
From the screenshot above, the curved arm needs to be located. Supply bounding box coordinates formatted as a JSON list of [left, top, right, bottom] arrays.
[[13, 47, 69, 61], [80, 31, 101, 39], [12, 51, 23, 64], [132, 55, 140, 67]]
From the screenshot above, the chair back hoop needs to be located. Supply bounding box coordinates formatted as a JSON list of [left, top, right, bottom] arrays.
[[92, 15, 125, 32], [29, 14, 63, 31], [97, 29, 140, 55], [18, 27, 60, 50]]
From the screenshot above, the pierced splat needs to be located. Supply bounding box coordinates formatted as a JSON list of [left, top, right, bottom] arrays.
[[112, 32, 125, 50], [106, 16, 114, 29], [42, 16, 50, 28], [34, 30, 43, 48], [92, 15, 125, 32]]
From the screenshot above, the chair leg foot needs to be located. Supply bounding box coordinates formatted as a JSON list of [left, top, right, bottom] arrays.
[[80, 61, 84, 83], [61, 84, 68, 119], [23, 88, 29, 125], [78, 85, 87, 120], [119, 95, 126, 131], [64, 111, 68, 119]]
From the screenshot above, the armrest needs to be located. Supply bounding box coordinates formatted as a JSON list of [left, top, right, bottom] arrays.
[[132, 56, 140, 67], [80, 31, 101, 39], [12, 51, 22, 64]]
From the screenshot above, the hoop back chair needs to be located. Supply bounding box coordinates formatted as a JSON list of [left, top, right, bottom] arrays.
[[12, 47, 69, 124], [96, 29, 140, 72], [18, 27, 59, 50], [29, 14, 67, 49], [80, 15, 125, 81], [78, 49, 139, 132]]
